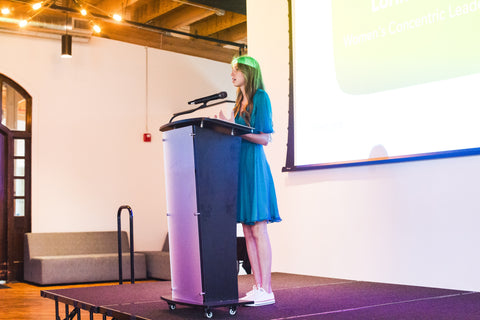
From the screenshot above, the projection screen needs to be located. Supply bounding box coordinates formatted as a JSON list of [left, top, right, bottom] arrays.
[[284, 0, 480, 171]]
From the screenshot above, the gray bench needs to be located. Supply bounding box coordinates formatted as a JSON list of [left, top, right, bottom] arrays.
[[137, 234, 171, 280], [24, 231, 147, 285]]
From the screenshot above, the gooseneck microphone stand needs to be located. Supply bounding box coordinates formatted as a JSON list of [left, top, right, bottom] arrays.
[[169, 100, 235, 123]]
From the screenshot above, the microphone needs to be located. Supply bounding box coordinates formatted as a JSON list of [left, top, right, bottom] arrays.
[[188, 91, 227, 105]]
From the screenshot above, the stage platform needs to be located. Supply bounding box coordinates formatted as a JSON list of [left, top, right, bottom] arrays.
[[41, 272, 480, 319]]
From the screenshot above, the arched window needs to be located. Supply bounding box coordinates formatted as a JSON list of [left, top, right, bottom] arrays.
[[0, 73, 32, 281]]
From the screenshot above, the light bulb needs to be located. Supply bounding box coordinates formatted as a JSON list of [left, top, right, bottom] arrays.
[[32, 2, 42, 10], [1, 7, 11, 15], [93, 24, 101, 33], [112, 14, 122, 21], [19, 20, 28, 27], [80, 9, 87, 16]]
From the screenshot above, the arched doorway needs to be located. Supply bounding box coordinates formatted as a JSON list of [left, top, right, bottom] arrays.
[[0, 74, 32, 282]]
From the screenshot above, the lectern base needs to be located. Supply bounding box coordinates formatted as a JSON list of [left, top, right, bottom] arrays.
[[161, 294, 253, 318]]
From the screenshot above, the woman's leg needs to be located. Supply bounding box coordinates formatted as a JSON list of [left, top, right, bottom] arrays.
[[251, 221, 272, 293], [242, 224, 262, 287], [243, 221, 273, 293]]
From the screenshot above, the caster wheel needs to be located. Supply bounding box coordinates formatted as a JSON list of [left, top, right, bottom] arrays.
[[168, 303, 176, 311], [229, 306, 237, 316], [204, 308, 213, 318]]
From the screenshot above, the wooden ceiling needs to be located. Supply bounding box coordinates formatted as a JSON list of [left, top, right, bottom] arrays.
[[0, 0, 247, 62]]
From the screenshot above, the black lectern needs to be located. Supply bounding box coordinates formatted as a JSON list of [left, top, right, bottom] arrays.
[[159, 118, 253, 317]]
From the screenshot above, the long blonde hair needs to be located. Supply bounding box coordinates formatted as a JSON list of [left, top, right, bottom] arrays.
[[232, 56, 265, 126]]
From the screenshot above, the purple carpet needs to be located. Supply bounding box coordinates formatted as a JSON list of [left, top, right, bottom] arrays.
[[41, 273, 480, 319]]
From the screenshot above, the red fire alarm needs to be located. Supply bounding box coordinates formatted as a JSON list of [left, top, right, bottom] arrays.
[[143, 133, 152, 142]]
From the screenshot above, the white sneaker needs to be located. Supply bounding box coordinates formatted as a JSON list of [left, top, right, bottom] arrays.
[[240, 285, 258, 301], [245, 287, 275, 307]]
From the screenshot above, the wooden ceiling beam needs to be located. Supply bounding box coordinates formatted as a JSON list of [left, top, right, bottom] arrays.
[[99, 19, 239, 62], [148, 5, 214, 30], [125, 0, 183, 23], [209, 21, 246, 43], [190, 11, 245, 36], [86, 0, 136, 16]]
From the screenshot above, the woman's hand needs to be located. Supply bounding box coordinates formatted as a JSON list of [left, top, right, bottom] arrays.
[[242, 133, 270, 146], [215, 110, 234, 122]]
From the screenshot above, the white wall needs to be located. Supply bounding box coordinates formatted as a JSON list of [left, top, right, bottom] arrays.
[[0, 32, 235, 251], [248, 0, 480, 292]]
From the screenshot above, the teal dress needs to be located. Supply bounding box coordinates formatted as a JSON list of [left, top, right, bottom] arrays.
[[235, 89, 281, 225]]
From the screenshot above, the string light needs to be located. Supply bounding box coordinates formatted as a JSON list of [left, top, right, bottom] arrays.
[[32, 2, 43, 10], [6, 0, 127, 35]]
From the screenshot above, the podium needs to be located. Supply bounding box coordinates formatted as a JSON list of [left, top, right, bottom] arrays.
[[159, 118, 253, 317]]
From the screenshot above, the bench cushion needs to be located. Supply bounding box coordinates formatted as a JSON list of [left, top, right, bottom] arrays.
[[26, 253, 146, 285], [139, 251, 171, 280]]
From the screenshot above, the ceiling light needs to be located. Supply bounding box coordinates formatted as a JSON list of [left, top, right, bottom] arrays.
[[61, 34, 72, 58], [93, 24, 101, 33], [80, 8, 87, 16], [19, 19, 28, 27], [112, 14, 122, 21], [1, 8, 11, 15], [61, 13, 72, 58], [32, 2, 42, 10]]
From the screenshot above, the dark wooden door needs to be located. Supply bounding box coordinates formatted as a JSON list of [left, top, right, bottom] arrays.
[[0, 128, 7, 281]]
